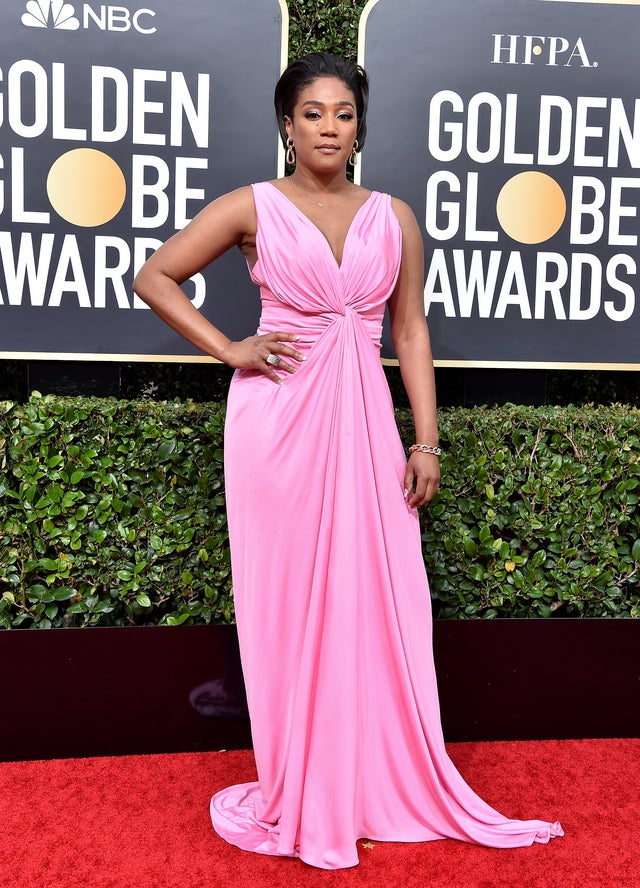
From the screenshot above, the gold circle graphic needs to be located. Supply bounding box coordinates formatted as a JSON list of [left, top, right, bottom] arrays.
[[496, 172, 566, 244], [47, 149, 126, 227]]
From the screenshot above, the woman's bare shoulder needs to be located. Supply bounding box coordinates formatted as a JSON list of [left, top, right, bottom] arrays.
[[389, 196, 417, 224], [187, 185, 258, 243], [202, 184, 256, 217]]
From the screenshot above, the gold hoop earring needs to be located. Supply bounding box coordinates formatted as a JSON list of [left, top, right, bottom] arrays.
[[286, 138, 295, 166], [349, 140, 359, 167]]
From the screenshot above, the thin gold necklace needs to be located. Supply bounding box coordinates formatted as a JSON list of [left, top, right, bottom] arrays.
[[289, 178, 355, 208]]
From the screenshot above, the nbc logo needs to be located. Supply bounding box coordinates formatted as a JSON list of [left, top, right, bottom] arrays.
[[22, 0, 80, 29], [20, 0, 157, 33]]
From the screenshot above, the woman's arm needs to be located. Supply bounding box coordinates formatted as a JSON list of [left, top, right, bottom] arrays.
[[133, 186, 304, 382], [388, 198, 440, 507]]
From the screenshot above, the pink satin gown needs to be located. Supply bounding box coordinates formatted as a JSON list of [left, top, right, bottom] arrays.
[[210, 181, 563, 869]]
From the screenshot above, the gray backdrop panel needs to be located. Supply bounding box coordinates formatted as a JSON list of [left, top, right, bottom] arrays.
[[360, 0, 640, 366], [0, 0, 285, 358]]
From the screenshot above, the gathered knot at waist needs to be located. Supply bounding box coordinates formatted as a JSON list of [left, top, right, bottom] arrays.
[[258, 303, 383, 347]]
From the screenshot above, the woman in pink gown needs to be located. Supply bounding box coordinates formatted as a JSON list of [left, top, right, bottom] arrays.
[[134, 53, 562, 870]]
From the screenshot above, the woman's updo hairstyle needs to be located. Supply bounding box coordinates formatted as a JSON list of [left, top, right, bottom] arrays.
[[274, 53, 369, 153]]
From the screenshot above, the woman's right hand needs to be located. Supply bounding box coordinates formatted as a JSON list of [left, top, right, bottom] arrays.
[[222, 332, 306, 383]]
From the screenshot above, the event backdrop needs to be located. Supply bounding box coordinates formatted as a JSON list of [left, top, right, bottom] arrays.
[[0, 0, 287, 360], [2, 0, 638, 368], [359, 0, 640, 367]]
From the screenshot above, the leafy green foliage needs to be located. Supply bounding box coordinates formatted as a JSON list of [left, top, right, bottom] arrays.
[[287, 0, 366, 61], [1, 397, 638, 627], [397, 405, 640, 619], [0, 395, 232, 629]]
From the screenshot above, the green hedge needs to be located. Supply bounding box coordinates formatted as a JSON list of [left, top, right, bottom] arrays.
[[397, 406, 640, 619], [1, 396, 639, 629], [0, 396, 231, 629], [287, 0, 365, 61]]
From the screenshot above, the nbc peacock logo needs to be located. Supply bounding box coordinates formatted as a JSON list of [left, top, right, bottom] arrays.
[[22, 0, 80, 30]]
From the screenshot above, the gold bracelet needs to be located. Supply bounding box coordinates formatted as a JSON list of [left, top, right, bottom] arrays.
[[408, 443, 441, 456]]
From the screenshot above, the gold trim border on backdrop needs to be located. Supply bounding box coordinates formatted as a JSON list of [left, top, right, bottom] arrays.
[[3, 351, 638, 371], [353, 0, 381, 188], [276, 0, 290, 177], [536, 1, 640, 5], [383, 359, 640, 370]]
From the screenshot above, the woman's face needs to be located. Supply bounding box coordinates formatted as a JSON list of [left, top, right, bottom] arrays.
[[284, 76, 358, 173]]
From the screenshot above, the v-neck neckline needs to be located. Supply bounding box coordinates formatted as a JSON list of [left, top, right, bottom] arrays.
[[266, 181, 376, 271]]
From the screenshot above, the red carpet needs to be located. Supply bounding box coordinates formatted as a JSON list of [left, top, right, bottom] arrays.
[[0, 739, 638, 888]]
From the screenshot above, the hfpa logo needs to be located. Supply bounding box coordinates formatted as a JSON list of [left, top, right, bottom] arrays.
[[22, 0, 157, 34], [491, 34, 597, 67]]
